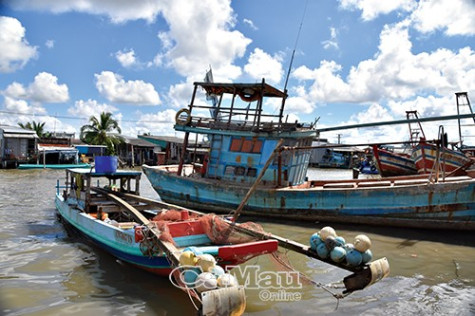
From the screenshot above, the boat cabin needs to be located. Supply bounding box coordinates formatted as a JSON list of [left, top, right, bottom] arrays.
[[175, 80, 316, 187], [60, 168, 141, 213]]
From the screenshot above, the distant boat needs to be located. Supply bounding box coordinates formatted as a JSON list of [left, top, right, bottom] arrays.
[[372, 146, 416, 177], [143, 80, 475, 230], [412, 138, 473, 175], [19, 144, 91, 169], [318, 149, 350, 168], [372, 111, 422, 177], [18, 163, 91, 169]]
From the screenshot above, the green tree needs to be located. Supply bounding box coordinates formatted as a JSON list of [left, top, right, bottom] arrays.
[[18, 121, 47, 137], [80, 112, 123, 155]]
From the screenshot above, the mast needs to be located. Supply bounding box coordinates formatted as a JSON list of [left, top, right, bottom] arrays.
[[281, 0, 308, 125]]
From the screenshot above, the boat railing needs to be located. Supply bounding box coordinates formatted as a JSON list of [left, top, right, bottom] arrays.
[[177, 106, 313, 133]]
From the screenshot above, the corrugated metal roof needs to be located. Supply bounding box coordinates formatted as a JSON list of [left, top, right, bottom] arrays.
[[138, 135, 184, 144], [0, 125, 38, 137], [3, 133, 37, 139]]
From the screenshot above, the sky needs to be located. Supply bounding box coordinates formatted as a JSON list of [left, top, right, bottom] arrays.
[[0, 0, 474, 145]]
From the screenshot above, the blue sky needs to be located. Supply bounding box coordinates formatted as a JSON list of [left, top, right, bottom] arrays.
[[0, 0, 474, 145]]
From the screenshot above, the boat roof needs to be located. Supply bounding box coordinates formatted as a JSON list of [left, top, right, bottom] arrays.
[[67, 168, 142, 178], [195, 81, 287, 98]]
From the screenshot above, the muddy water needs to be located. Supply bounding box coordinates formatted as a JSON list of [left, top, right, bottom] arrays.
[[0, 168, 474, 315]]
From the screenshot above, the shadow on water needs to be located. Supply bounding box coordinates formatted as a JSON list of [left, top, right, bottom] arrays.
[[56, 215, 196, 316], [239, 215, 475, 248]]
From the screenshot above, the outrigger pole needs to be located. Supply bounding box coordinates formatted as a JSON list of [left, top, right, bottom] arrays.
[[317, 113, 475, 133]]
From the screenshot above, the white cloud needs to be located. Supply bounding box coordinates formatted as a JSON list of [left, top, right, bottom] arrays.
[[293, 22, 475, 104], [27, 72, 69, 103], [244, 48, 284, 85], [0, 16, 38, 73], [322, 27, 339, 50], [45, 39, 54, 48], [410, 0, 475, 36], [158, 0, 251, 79], [68, 99, 118, 119], [5, 0, 252, 82], [3, 72, 69, 104], [5, 0, 162, 23], [115, 49, 138, 68], [134, 109, 178, 136], [157, 31, 173, 50], [3, 96, 46, 114], [94, 71, 161, 105], [283, 85, 316, 114], [243, 18, 258, 30], [339, 0, 416, 21]]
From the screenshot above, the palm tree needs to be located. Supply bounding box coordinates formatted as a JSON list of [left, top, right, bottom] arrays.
[[80, 112, 123, 155], [18, 121, 47, 137]]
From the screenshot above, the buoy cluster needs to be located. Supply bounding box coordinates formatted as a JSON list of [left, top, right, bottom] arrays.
[[179, 247, 239, 293], [309, 226, 373, 267]]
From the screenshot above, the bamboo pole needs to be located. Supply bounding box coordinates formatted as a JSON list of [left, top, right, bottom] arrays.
[[231, 139, 284, 222]]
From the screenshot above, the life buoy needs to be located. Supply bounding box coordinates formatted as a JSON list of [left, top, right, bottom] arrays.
[[175, 108, 191, 125], [238, 91, 260, 102]]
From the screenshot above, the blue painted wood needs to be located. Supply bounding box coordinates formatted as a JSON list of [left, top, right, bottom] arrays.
[[55, 195, 171, 270], [143, 165, 475, 230]]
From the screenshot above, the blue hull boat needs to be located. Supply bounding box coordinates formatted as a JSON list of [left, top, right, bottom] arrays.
[[143, 80, 475, 230]]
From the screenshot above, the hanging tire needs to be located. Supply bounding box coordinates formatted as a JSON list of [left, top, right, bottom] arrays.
[[175, 108, 191, 125]]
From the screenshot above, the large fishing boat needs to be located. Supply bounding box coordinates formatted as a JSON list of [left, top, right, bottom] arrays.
[[143, 80, 475, 230]]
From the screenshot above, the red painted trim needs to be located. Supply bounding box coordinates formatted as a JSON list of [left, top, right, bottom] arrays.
[[166, 220, 205, 237], [218, 240, 278, 265]]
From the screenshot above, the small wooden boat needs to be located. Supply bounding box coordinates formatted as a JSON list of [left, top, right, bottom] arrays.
[[55, 168, 389, 315], [18, 162, 91, 169], [412, 138, 473, 175], [372, 145, 416, 177]]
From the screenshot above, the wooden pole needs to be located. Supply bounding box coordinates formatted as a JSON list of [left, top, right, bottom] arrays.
[[177, 132, 189, 176], [231, 139, 284, 222]]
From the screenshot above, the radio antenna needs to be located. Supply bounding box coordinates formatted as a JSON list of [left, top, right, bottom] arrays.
[[283, 0, 309, 93]]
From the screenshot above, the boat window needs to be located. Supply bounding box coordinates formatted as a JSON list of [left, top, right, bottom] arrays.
[[224, 166, 235, 176], [247, 168, 257, 177], [234, 166, 245, 176], [230, 137, 263, 153]]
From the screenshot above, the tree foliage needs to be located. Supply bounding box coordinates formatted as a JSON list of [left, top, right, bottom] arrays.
[[18, 121, 48, 137], [80, 112, 123, 155]]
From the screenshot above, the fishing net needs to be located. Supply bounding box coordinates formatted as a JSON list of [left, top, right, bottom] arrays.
[[147, 210, 312, 287]]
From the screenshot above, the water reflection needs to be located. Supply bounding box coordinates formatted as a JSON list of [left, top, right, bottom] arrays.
[[0, 168, 474, 315]]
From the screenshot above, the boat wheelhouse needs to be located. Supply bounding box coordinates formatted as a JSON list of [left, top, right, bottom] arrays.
[[172, 80, 316, 187]]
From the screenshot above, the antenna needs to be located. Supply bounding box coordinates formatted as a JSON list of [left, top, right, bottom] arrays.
[[283, 0, 309, 93]]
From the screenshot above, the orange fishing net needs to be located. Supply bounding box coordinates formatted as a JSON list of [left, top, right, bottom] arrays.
[[146, 210, 309, 287]]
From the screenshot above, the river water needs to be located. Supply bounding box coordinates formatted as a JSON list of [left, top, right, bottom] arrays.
[[0, 168, 474, 315]]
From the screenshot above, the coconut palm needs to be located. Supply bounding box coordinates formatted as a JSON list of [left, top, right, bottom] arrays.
[[80, 112, 123, 155], [18, 121, 47, 137]]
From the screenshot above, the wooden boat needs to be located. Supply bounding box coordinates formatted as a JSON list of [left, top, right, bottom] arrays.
[[372, 146, 416, 177], [372, 111, 422, 177], [142, 80, 475, 230], [55, 168, 389, 314], [412, 138, 473, 175], [18, 162, 91, 169]]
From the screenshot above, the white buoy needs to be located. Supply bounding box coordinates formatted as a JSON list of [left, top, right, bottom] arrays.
[[319, 226, 336, 240], [217, 273, 239, 288], [196, 254, 217, 272], [195, 272, 218, 293], [354, 234, 372, 252]]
